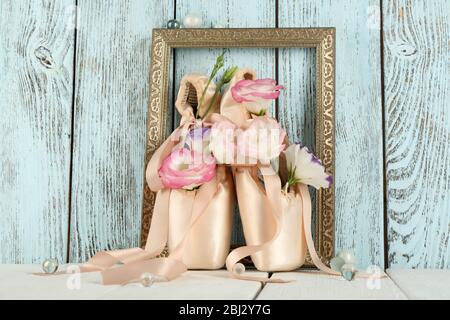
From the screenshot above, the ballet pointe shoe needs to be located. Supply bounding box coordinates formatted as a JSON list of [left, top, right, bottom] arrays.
[[165, 75, 233, 270], [219, 68, 256, 127], [175, 73, 221, 124], [233, 166, 307, 271], [168, 166, 234, 269]]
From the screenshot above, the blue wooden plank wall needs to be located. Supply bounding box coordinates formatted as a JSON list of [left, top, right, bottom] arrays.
[[0, 0, 449, 269]]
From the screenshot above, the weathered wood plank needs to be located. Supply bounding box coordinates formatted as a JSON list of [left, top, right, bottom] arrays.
[[0, 0, 75, 263], [278, 0, 385, 268], [69, 0, 174, 262], [257, 271, 407, 300], [100, 270, 267, 300], [175, 0, 276, 245], [387, 269, 450, 300], [383, 0, 450, 268], [0, 265, 266, 300], [0, 264, 118, 300]]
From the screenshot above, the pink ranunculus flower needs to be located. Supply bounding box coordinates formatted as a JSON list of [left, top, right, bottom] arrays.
[[209, 119, 237, 164], [236, 116, 286, 165], [159, 147, 216, 190], [231, 78, 284, 115]]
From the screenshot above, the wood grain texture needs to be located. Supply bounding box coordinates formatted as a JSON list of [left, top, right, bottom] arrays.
[[278, 0, 385, 268], [383, 0, 450, 268], [0, 0, 74, 263], [175, 0, 276, 245], [1, 0, 449, 269], [257, 271, 407, 300], [68, 0, 173, 262]]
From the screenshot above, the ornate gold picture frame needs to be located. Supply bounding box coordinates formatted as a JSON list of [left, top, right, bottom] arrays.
[[141, 28, 336, 267]]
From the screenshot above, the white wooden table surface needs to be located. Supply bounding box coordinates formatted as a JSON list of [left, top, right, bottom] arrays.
[[0, 265, 448, 300], [258, 271, 407, 300]]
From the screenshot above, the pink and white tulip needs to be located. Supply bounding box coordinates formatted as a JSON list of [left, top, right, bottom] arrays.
[[231, 78, 284, 115], [284, 143, 332, 190], [159, 148, 216, 190]]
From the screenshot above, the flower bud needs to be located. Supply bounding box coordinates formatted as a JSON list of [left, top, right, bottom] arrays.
[[222, 65, 239, 84]]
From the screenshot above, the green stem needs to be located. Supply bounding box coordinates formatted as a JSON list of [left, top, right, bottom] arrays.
[[196, 49, 226, 118], [285, 166, 301, 190], [197, 78, 213, 117], [200, 65, 238, 119], [200, 80, 223, 119]]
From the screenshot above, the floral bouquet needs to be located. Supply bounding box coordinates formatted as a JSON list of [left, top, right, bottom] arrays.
[[203, 66, 332, 276], [146, 50, 333, 280], [65, 51, 333, 285]]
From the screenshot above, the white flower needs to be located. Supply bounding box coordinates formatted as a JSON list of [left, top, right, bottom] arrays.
[[284, 143, 332, 189], [208, 119, 237, 164], [236, 117, 286, 164]]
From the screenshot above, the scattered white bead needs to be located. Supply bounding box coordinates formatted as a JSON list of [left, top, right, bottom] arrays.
[[183, 12, 202, 28], [330, 256, 345, 272], [338, 249, 356, 265], [341, 263, 356, 281], [140, 272, 154, 287], [233, 263, 246, 275], [42, 258, 59, 274]]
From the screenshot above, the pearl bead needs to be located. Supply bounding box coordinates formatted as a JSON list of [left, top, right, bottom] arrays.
[[338, 249, 356, 265], [330, 256, 345, 272], [42, 258, 59, 274], [183, 12, 202, 28], [167, 19, 181, 29], [341, 263, 356, 281], [233, 263, 246, 275], [140, 272, 154, 287]]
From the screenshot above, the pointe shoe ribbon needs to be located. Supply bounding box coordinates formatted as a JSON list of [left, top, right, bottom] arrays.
[[71, 118, 222, 285], [35, 89, 230, 284], [33, 120, 194, 283], [226, 166, 385, 282], [77, 74, 227, 284], [225, 164, 292, 283], [297, 184, 386, 280], [225, 172, 349, 283]]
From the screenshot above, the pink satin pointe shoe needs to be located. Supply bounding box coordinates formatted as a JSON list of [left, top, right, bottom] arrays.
[[167, 74, 234, 269], [175, 73, 221, 122], [233, 166, 307, 271], [219, 69, 307, 272], [168, 166, 234, 269]]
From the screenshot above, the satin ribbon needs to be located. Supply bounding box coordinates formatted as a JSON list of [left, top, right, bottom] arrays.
[[226, 175, 385, 282], [298, 183, 386, 279], [226, 165, 290, 283], [34, 113, 232, 284], [98, 174, 219, 285], [297, 184, 340, 276], [35, 107, 382, 283]]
